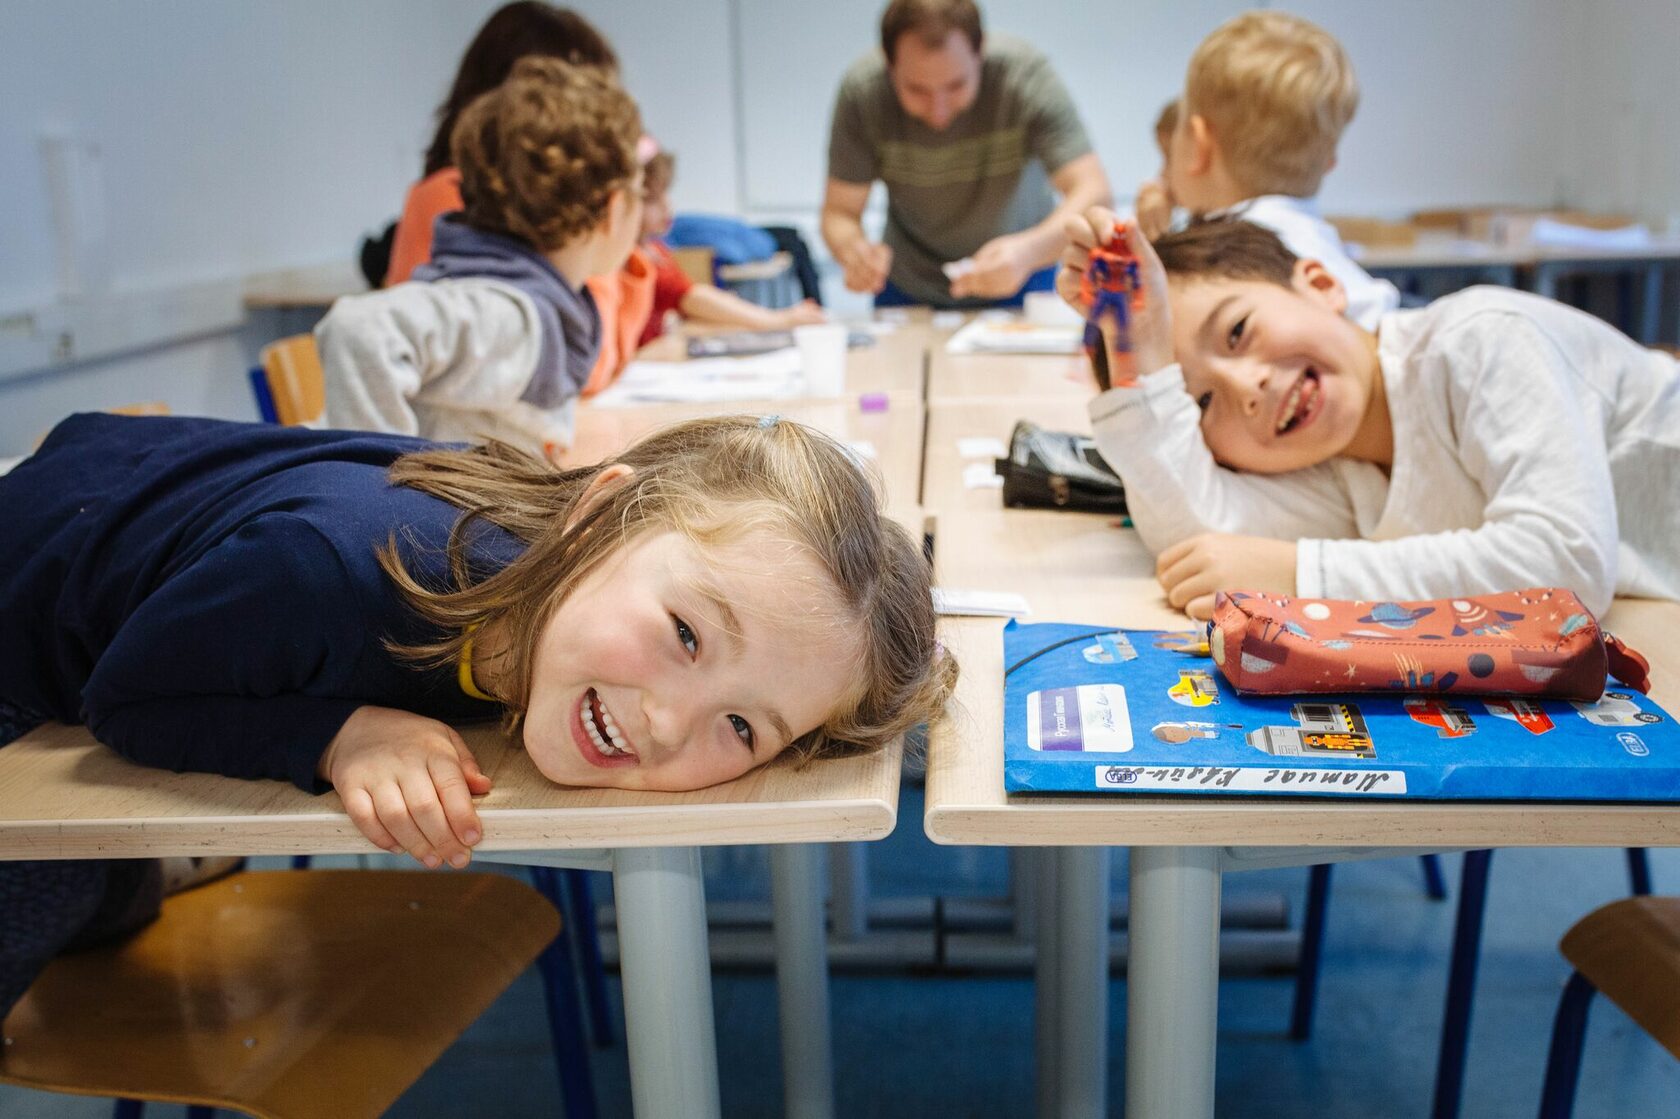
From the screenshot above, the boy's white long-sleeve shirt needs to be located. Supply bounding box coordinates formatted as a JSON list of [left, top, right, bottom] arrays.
[[1088, 287, 1680, 617], [316, 278, 576, 457], [1225, 195, 1402, 331]]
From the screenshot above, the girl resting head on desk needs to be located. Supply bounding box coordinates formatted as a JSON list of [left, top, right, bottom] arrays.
[[0, 413, 956, 873]]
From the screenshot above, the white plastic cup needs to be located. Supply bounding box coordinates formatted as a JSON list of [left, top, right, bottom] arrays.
[[795, 323, 847, 397]]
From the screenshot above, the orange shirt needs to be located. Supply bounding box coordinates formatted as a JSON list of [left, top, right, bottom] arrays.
[[384, 167, 656, 394]]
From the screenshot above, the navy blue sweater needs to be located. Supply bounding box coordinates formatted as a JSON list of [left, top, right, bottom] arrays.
[[0, 414, 522, 791]]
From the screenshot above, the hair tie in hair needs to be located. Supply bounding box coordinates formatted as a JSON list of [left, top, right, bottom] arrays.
[[758, 414, 781, 429]]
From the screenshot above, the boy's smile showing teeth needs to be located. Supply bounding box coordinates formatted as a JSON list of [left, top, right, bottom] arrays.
[[1275, 369, 1322, 435], [578, 687, 638, 765]]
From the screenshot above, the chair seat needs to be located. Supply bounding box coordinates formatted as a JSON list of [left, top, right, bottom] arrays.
[[1560, 894, 1680, 1060], [1, 869, 559, 1119]]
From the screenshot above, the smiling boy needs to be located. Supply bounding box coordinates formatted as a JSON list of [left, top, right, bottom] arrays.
[[1060, 213, 1680, 619]]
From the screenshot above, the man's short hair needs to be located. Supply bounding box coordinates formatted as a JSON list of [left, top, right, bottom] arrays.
[[1185, 10, 1358, 198], [1153, 217, 1300, 288], [880, 0, 983, 64], [452, 56, 642, 252]]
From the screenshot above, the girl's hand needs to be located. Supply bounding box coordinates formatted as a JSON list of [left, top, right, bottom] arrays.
[[1056, 208, 1176, 382], [319, 706, 493, 869], [1156, 534, 1298, 620], [773, 300, 828, 328]]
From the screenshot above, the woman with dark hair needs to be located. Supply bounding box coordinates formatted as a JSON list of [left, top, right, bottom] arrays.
[[385, 2, 618, 286]]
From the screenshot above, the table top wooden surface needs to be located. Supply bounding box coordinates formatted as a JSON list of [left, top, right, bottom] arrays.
[[926, 344, 1097, 403], [244, 261, 366, 309], [1356, 235, 1680, 271], [922, 509, 1680, 849], [921, 396, 1094, 514], [0, 722, 902, 859]]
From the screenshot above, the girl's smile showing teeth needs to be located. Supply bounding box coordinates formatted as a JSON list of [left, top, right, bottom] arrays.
[[577, 687, 638, 766], [1275, 369, 1322, 435]]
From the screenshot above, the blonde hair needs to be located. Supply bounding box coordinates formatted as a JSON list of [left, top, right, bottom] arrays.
[[379, 415, 957, 765], [1185, 10, 1358, 198], [452, 55, 642, 252]]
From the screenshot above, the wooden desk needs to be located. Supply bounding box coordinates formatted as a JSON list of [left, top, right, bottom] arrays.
[[922, 508, 1680, 1119], [921, 397, 1092, 514], [926, 344, 1097, 404], [0, 722, 897, 1119], [566, 395, 926, 517], [633, 322, 931, 399], [243, 261, 366, 310]]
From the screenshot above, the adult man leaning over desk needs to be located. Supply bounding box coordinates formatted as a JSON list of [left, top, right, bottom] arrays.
[[822, 0, 1111, 309]]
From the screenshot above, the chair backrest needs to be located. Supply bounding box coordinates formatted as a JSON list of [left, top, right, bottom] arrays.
[[0, 869, 560, 1119], [669, 245, 716, 286], [1561, 894, 1680, 1060], [259, 334, 327, 426]]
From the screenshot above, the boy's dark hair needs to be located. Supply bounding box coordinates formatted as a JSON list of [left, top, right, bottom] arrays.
[[1153, 216, 1299, 287], [1153, 98, 1179, 155], [452, 56, 641, 252], [424, 2, 617, 176], [880, 0, 982, 64]]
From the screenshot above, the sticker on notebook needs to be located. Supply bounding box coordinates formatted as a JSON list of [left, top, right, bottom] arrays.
[[1405, 697, 1477, 739], [1153, 630, 1211, 656], [1483, 698, 1554, 735], [1097, 765, 1404, 795], [1082, 631, 1138, 664], [1571, 692, 1663, 727], [1151, 720, 1243, 745], [1247, 702, 1377, 759], [1167, 669, 1220, 707], [1026, 684, 1133, 753]]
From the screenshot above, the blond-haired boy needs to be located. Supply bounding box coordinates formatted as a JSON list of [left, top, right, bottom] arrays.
[[318, 57, 643, 460], [1156, 10, 1398, 329]]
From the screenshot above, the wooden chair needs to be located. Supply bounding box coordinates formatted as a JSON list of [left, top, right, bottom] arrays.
[[1537, 894, 1680, 1118], [0, 870, 558, 1119], [255, 335, 326, 426]]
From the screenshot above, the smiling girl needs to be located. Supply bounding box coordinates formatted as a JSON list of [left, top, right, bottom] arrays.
[[1059, 214, 1680, 620], [0, 411, 953, 1013]]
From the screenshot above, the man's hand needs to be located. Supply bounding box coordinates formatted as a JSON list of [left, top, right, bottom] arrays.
[[839, 240, 893, 294], [1156, 533, 1298, 620], [949, 232, 1035, 300], [320, 705, 493, 869], [1134, 178, 1174, 241], [1057, 209, 1176, 383]]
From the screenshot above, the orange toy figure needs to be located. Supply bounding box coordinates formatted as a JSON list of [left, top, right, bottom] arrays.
[[1080, 222, 1145, 390]]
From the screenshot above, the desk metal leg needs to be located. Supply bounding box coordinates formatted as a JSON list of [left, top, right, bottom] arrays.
[[1034, 848, 1062, 1119], [1052, 846, 1110, 1119], [771, 844, 834, 1119], [1127, 845, 1222, 1119], [1431, 848, 1493, 1119], [1639, 263, 1664, 344], [613, 846, 721, 1119]]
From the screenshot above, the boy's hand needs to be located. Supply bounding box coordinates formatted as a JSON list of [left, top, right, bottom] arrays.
[[1156, 534, 1298, 620], [1057, 209, 1175, 382], [319, 705, 493, 869], [839, 241, 893, 294], [772, 300, 828, 328], [949, 232, 1034, 300], [1134, 178, 1174, 241]]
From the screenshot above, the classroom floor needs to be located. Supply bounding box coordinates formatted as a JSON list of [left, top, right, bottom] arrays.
[[4, 786, 1677, 1118]]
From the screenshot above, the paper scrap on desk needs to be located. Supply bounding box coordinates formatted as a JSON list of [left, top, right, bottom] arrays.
[[957, 436, 1007, 459], [931, 310, 966, 329], [944, 318, 1081, 355], [932, 588, 1031, 617], [963, 462, 1004, 489], [589, 350, 804, 407]]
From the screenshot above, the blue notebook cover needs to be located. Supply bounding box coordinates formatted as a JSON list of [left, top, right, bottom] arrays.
[[1002, 621, 1679, 800]]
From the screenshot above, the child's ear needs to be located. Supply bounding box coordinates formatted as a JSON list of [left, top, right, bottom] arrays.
[[565, 463, 636, 531], [1292, 259, 1349, 316], [1185, 114, 1215, 177]]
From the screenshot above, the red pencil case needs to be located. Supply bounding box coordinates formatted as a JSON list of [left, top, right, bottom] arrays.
[[1208, 588, 1650, 701]]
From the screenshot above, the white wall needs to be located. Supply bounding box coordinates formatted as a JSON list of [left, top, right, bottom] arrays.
[[0, 0, 473, 450], [1573, 0, 1680, 227]]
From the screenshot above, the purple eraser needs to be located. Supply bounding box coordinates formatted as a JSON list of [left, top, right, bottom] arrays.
[[859, 392, 889, 412]]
